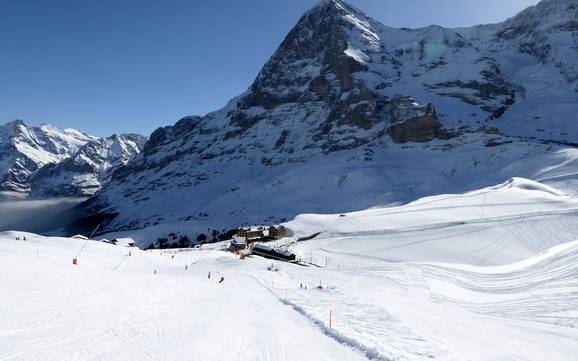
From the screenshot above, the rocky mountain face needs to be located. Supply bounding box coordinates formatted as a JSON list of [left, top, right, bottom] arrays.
[[30, 134, 147, 198], [67, 0, 578, 239], [0, 120, 96, 197], [0, 120, 146, 198]]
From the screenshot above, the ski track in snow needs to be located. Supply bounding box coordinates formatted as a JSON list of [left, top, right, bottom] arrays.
[[1, 179, 578, 360]]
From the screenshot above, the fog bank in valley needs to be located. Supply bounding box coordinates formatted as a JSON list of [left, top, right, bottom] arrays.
[[0, 198, 87, 233]]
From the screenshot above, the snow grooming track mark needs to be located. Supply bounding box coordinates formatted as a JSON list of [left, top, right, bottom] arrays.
[[248, 273, 444, 361], [421, 241, 578, 326], [279, 299, 390, 361], [318, 207, 578, 239], [249, 272, 391, 361]]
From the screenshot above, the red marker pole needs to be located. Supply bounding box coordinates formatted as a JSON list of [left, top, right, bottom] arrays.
[[329, 308, 333, 328]]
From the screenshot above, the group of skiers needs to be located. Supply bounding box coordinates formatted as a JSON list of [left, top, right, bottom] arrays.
[[150, 255, 227, 283], [152, 269, 224, 283], [208, 271, 225, 284]]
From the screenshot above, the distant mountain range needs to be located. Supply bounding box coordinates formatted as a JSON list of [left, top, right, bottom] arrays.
[[0, 120, 147, 198], [34, 0, 578, 237]]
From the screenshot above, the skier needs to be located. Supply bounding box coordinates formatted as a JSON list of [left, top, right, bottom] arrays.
[[154, 270, 157, 275], [208, 271, 211, 279], [219, 276, 225, 284]]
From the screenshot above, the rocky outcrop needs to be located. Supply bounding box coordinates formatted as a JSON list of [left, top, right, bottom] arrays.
[[386, 97, 450, 143]]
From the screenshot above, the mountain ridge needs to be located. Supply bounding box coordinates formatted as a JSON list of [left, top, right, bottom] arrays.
[[63, 0, 578, 239], [0, 120, 146, 199]]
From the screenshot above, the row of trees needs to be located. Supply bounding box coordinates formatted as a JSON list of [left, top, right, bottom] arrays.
[[147, 228, 239, 249], [145, 215, 289, 249]]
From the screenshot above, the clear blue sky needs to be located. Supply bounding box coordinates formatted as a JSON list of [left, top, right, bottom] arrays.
[[0, 0, 540, 137]]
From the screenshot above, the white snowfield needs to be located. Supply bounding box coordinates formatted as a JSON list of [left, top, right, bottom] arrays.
[[1, 178, 577, 361], [287, 177, 578, 265]]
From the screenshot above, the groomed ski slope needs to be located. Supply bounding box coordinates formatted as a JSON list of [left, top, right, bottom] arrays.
[[287, 177, 578, 265], [1, 178, 577, 360], [0, 233, 365, 361]]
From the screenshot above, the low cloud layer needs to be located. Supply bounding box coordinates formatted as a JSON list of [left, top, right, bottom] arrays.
[[0, 198, 86, 233]]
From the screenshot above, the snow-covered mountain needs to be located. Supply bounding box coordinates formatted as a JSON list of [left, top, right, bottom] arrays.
[[30, 134, 147, 198], [0, 120, 96, 197], [67, 0, 578, 236], [0, 120, 146, 198]]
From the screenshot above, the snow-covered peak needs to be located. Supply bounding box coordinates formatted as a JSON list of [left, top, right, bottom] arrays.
[[309, 0, 357, 15], [29, 133, 147, 198], [502, 0, 577, 30], [0, 120, 144, 198], [1, 119, 25, 130], [493, 0, 577, 43]]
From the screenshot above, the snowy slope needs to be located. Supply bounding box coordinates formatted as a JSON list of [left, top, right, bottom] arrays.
[[67, 0, 578, 238], [2, 191, 577, 361], [30, 134, 147, 197], [0, 232, 368, 361], [70, 135, 578, 244], [0, 120, 96, 197], [265, 239, 578, 361], [286, 177, 578, 265], [266, 178, 578, 359]]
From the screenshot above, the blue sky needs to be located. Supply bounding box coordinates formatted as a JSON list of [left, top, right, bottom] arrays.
[[0, 0, 540, 137]]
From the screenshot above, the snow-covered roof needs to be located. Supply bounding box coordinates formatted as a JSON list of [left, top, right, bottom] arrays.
[[232, 236, 246, 244], [111, 237, 136, 246], [253, 244, 273, 251], [240, 226, 267, 232]]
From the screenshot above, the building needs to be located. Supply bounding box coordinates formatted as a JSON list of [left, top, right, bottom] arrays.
[[229, 236, 248, 253], [232, 225, 287, 246], [251, 244, 296, 262], [268, 225, 287, 239], [237, 227, 265, 243], [111, 237, 136, 247]]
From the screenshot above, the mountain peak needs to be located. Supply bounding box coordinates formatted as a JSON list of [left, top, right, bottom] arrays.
[[239, 0, 378, 111], [307, 0, 370, 24], [498, 0, 578, 39], [64, 0, 578, 237], [314, 0, 347, 11], [2, 119, 25, 128]]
